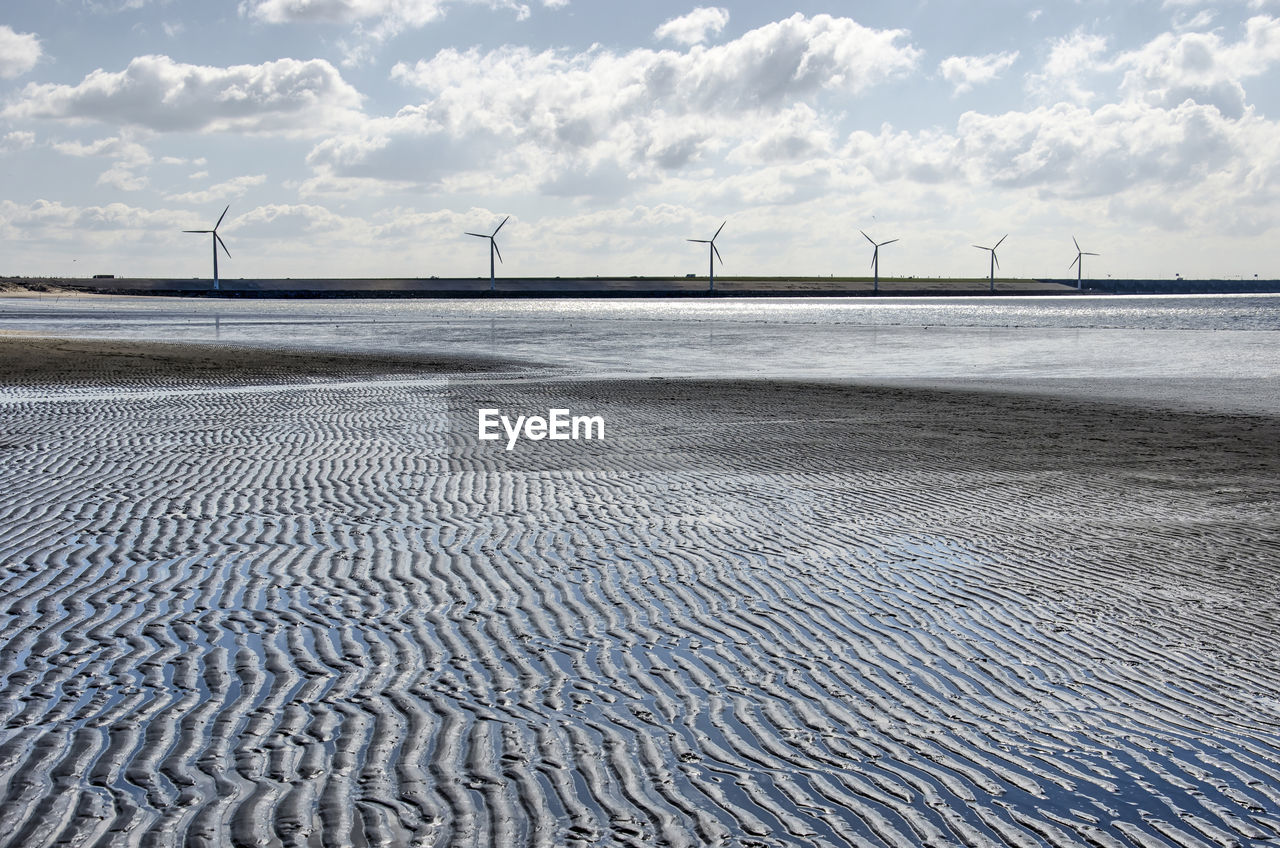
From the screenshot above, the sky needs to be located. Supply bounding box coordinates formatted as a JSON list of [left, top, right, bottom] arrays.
[[2, 1, 1280, 281]]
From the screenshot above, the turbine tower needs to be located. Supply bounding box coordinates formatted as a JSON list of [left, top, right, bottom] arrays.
[[861, 230, 898, 294], [687, 220, 726, 292], [183, 205, 230, 291], [972, 234, 1007, 294], [466, 215, 509, 292], [1069, 236, 1099, 290]]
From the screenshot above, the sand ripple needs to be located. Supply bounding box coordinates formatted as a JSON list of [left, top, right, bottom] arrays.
[[1, 373, 1279, 847]]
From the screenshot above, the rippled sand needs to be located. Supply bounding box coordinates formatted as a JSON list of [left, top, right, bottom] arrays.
[[2, 337, 1279, 847]]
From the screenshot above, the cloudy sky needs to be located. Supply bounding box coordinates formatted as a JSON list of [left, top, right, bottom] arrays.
[[2, 1, 1279, 281]]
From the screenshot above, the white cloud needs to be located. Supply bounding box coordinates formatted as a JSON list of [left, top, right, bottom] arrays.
[[244, 0, 446, 25], [242, 0, 539, 65], [306, 14, 920, 195], [4, 55, 363, 135], [0, 199, 178, 234], [952, 100, 1246, 196], [0, 25, 42, 79], [98, 164, 149, 191], [52, 136, 153, 167], [1027, 29, 1110, 104], [390, 13, 918, 123], [1114, 15, 1280, 119], [1174, 10, 1218, 31], [726, 103, 835, 164], [1028, 17, 1280, 116], [231, 202, 357, 237], [83, 0, 159, 11], [51, 135, 154, 192], [0, 131, 36, 152], [939, 50, 1019, 94], [242, 0, 532, 36], [832, 92, 1280, 236], [654, 7, 729, 46], [167, 174, 268, 205]]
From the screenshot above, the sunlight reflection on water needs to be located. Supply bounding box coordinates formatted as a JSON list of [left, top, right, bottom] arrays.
[[4, 293, 1278, 411]]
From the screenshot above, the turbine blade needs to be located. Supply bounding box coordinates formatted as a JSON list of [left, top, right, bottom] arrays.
[[994, 234, 1008, 249], [183, 229, 212, 233], [214, 205, 229, 231], [861, 230, 876, 246], [880, 238, 899, 246], [712, 220, 726, 241], [492, 215, 510, 237], [993, 252, 1000, 269], [688, 239, 709, 243], [1073, 235, 1081, 251], [493, 240, 503, 264], [216, 233, 231, 257], [1070, 255, 1079, 269], [465, 232, 488, 238], [712, 243, 723, 265], [973, 244, 989, 250], [1085, 251, 1100, 256]]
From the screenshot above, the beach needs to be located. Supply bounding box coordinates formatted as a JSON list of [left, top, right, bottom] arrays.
[[1, 333, 1278, 847]]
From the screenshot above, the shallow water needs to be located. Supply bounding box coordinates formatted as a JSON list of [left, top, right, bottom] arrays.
[[8, 291, 1280, 331], [6, 293, 1280, 414]]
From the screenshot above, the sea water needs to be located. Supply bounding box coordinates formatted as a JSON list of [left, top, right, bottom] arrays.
[[4, 293, 1278, 411]]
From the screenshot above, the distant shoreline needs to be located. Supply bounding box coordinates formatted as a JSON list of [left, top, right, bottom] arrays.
[[6, 276, 1280, 298]]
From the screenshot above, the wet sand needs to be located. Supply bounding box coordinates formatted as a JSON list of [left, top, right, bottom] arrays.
[[1, 337, 1279, 847], [0, 335, 520, 386]]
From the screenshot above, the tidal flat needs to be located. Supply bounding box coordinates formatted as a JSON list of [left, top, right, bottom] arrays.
[[0, 320, 1278, 847]]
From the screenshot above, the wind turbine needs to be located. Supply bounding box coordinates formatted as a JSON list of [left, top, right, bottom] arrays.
[[183, 205, 230, 291], [466, 215, 509, 292], [687, 220, 726, 292], [861, 230, 898, 294], [972, 234, 1007, 294], [1069, 236, 1099, 290]]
